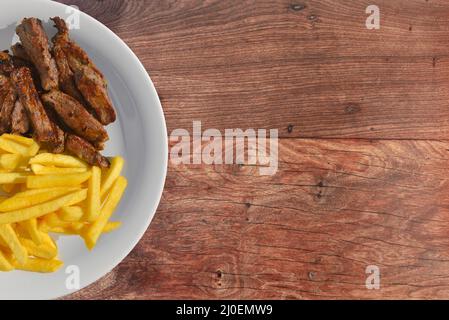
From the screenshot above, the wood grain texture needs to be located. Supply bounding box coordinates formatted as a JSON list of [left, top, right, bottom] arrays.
[[66, 138, 449, 299], [51, 0, 449, 299]]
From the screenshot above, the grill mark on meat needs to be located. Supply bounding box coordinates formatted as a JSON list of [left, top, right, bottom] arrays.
[[41, 90, 108, 149], [51, 17, 116, 125], [11, 100, 30, 134], [53, 43, 86, 103], [65, 134, 109, 168], [51, 20, 87, 104], [72, 63, 116, 125], [10, 67, 63, 152], [0, 75, 16, 134], [16, 18, 59, 91]]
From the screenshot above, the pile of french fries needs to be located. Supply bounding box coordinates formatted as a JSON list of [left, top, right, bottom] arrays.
[[0, 134, 127, 273]]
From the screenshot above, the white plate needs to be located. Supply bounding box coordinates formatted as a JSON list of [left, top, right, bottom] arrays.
[[0, 0, 168, 299]]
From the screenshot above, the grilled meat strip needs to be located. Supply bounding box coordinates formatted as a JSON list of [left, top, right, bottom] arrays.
[[52, 17, 116, 125], [72, 63, 116, 125], [41, 90, 108, 149], [16, 18, 59, 91], [65, 134, 109, 168], [0, 51, 14, 75], [10, 45, 44, 93], [10, 67, 64, 152], [11, 43, 30, 61], [0, 75, 16, 134], [51, 19, 86, 103], [11, 100, 30, 134]]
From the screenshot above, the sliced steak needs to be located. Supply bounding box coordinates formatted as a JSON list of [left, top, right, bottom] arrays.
[[41, 90, 108, 149], [71, 63, 116, 125], [16, 18, 59, 91], [51, 19, 86, 104], [0, 75, 15, 134], [11, 100, 30, 134], [65, 134, 109, 168], [52, 17, 116, 125], [10, 67, 63, 152]]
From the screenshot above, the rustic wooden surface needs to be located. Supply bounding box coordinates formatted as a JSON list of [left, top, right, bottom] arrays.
[[57, 0, 449, 299]]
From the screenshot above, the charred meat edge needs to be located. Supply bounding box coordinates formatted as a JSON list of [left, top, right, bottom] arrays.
[[10, 67, 63, 152], [41, 90, 109, 149], [65, 133, 110, 168], [16, 18, 59, 91]]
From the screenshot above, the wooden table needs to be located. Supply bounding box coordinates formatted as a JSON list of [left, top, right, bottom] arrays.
[[59, 0, 449, 299]]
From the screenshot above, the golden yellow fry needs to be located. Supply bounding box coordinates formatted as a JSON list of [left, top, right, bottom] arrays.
[[1, 184, 18, 194], [0, 235, 7, 248], [0, 189, 87, 224], [2, 134, 35, 146], [19, 237, 57, 260], [84, 176, 127, 250], [14, 258, 63, 273], [100, 157, 124, 198], [12, 187, 79, 197], [0, 172, 28, 184], [0, 187, 80, 211], [86, 166, 101, 222], [0, 154, 22, 171], [0, 137, 30, 155], [44, 212, 85, 230], [27, 171, 91, 188], [0, 224, 28, 266], [43, 226, 78, 235], [59, 206, 84, 222], [103, 221, 122, 233], [20, 218, 42, 245], [0, 250, 13, 271], [31, 164, 88, 175], [29, 153, 88, 168]]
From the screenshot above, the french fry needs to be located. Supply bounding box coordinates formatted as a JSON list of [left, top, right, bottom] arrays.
[[1, 184, 19, 194], [19, 237, 57, 260], [86, 166, 101, 222], [84, 176, 127, 250], [0, 250, 13, 272], [44, 213, 85, 231], [2, 134, 36, 147], [59, 206, 84, 222], [0, 137, 30, 156], [0, 134, 126, 273], [0, 224, 28, 266], [0, 189, 87, 224], [0, 172, 28, 184], [0, 136, 39, 157], [100, 157, 124, 198], [45, 222, 119, 235], [43, 226, 80, 235], [2, 135, 39, 158], [27, 171, 91, 188], [0, 187, 80, 211], [103, 221, 122, 233], [29, 153, 88, 168], [0, 154, 22, 171], [14, 257, 63, 273], [0, 236, 7, 248], [20, 219, 42, 245], [31, 164, 88, 175]]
